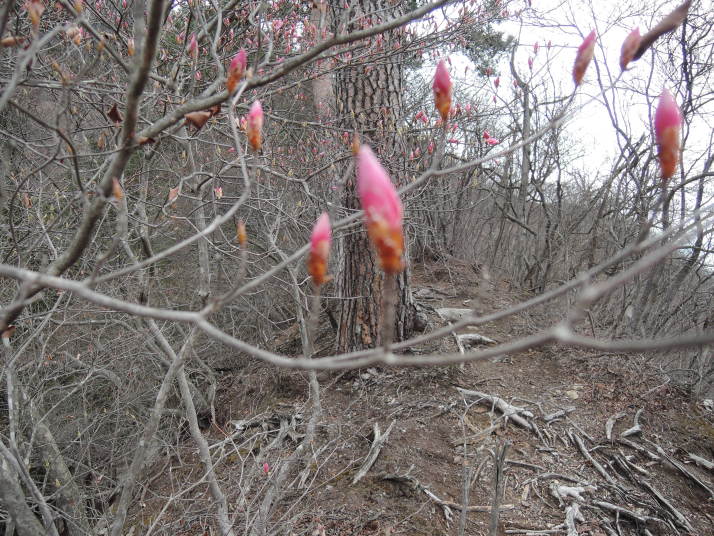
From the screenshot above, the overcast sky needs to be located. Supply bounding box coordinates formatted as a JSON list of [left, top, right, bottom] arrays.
[[490, 0, 709, 178]]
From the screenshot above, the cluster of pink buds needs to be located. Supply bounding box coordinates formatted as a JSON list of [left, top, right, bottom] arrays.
[[483, 131, 500, 146], [357, 146, 404, 274], [415, 110, 429, 124], [307, 213, 332, 286]]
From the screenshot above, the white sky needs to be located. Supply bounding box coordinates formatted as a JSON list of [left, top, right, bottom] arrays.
[[461, 0, 711, 181]]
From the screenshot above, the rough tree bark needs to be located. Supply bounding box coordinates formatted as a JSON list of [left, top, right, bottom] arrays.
[[331, 0, 416, 353]]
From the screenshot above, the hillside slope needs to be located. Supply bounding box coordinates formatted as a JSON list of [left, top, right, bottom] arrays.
[[144, 262, 714, 535]]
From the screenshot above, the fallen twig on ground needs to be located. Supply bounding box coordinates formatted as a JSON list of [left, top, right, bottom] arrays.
[[687, 452, 714, 471], [457, 388, 534, 430], [571, 432, 617, 486], [352, 420, 395, 485], [620, 408, 643, 438], [605, 411, 626, 440]]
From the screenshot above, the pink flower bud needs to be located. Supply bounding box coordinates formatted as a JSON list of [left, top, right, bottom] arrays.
[[619, 28, 641, 71], [263, 462, 270, 474], [247, 100, 263, 151], [188, 33, 198, 58], [494, 76, 500, 88], [357, 146, 404, 274], [573, 30, 596, 86], [232, 48, 247, 73], [227, 49, 247, 93], [432, 59, 452, 122], [654, 89, 681, 181], [308, 213, 332, 286]]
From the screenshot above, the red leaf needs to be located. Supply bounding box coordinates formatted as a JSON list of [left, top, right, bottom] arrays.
[[107, 103, 122, 124]]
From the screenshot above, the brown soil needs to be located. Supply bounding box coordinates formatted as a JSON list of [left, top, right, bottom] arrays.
[[145, 262, 714, 535]]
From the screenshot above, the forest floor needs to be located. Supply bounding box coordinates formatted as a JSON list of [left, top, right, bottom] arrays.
[[167, 261, 714, 536]]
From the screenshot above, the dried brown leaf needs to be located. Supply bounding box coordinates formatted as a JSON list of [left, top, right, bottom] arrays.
[[184, 111, 212, 131], [0, 36, 25, 47], [107, 103, 122, 124]]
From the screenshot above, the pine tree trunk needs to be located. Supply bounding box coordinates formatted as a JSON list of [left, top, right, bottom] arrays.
[[332, 0, 415, 353]]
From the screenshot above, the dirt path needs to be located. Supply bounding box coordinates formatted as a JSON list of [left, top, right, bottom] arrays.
[[170, 263, 714, 535]]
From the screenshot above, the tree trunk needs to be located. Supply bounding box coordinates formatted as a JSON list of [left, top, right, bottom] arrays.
[[332, 0, 415, 353]]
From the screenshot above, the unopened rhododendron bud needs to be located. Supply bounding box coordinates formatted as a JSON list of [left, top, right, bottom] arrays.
[[188, 33, 198, 58], [247, 100, 263, 151], [619, 28, 641, 71], [357, 146, 404, 274], [227, 49, 247, 93], [307, 213, 331, 286], [432, 59, 452, 122], [654, 89, 681, 181], [236, 220, 247, 246], [26, 0, 45, 30], [573, 30, 596, 86]]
